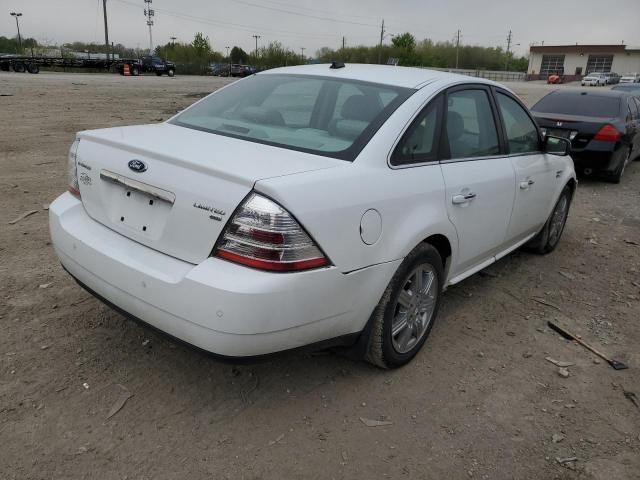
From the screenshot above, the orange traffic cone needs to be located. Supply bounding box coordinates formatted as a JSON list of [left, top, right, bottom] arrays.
[[123, 63, 130, 76]]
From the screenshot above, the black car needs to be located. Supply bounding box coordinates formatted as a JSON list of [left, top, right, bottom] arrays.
[[532, 90, 640, 183], [612, 83, 640, 96], [230, 64, 257, 77]]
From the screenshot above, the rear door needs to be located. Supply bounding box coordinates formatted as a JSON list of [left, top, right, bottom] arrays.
[[439, 85, 515, 277], [495, 90, 556, 242]]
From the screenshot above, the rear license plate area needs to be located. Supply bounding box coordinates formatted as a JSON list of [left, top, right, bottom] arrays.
[[104, 183, 172, 240], [548, 128, 570, 138]]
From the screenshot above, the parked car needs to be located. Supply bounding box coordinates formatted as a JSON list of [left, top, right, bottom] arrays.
[[230, 64, 257, 77], [619, 72, 640, 83], [611, 83, 640, 96], [209, 63, 230, 76], [532, 89, 640, 182], [230, 64, 244, 77], [50, 64, 575, 368], [547, 74, 564, 84], [603, 72, 620, 85], [581, 72, 607, 86]]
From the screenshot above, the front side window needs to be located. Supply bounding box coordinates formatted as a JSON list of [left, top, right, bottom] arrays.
[[445, 89, 500, 159], [391, 96, 441, 166], [496, 93, 540, 154], [171, 74, 413, 161]]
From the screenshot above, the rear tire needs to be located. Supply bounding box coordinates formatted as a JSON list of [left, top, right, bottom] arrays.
[[156, 71, 163, 76], [12, 62, 25, 73], [365, 243, 443, 369], [608, 149, 630, 184], [27, 63, 39, 74], [131, 66, 140, 76], [525, 185, 572, 254]]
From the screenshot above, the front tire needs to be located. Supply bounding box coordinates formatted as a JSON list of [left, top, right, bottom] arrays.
[[365, 243, 443, 368], [525, 185, 572, 254], [167, 69, 175, 77]]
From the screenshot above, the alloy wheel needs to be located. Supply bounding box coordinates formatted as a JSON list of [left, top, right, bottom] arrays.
[[391, 264, 438, 354]]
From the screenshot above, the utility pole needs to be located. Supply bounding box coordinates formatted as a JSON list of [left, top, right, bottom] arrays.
[[144, 0, 154, 54], [226, 46, 230, 74], [170, 36, 176, 46], [377, 19, 385, 64], [10, 12, 22, 51], [102, 0, 110, 61], [300, 47, 305, 63], [455, 29, 461, 69], [342, 36, 345, 50], [505, 29, 513, 71], [252, 34, 261, 58]]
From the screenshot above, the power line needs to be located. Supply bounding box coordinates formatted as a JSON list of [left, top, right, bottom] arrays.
[[240, 0, 384, 23], [111, 0, 362, 42], [231, 0, 379, 28]]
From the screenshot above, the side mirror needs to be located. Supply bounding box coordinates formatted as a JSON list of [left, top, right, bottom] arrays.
[[544, 135, 571, 156]]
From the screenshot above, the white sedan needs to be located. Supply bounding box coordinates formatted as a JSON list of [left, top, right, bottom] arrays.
[[50, 64, 576, 368]]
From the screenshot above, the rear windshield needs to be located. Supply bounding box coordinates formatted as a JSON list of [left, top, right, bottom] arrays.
[[532, 93, 621, 118], [171, 74, 414, 161]]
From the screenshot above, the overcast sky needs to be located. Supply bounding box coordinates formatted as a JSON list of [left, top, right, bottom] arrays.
[[3, 0, 639, 56]]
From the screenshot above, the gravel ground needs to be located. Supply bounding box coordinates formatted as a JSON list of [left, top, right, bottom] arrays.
[[1, 72, 639, 480]]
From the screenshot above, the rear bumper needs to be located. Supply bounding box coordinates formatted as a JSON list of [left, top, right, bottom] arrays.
[[571, 147, 624, 175], [49, 192, 400, 356]]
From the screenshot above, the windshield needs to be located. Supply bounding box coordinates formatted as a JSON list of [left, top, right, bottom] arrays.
[[171, 74, 414, 161], [532, 93, 621, 118]]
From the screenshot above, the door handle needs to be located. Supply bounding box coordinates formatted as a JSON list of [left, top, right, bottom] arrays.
[[520, 179, 535, 189], [452, 192, 477, 204]]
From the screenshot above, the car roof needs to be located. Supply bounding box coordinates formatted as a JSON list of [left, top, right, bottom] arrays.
[[545, 89, 632, 98], [258, 63, 497, 89]]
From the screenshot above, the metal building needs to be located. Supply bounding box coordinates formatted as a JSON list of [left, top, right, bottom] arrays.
[[527, 44, 640, 81]]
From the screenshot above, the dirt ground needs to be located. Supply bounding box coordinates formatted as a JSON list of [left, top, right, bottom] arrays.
[[1, 72, 639, 480]]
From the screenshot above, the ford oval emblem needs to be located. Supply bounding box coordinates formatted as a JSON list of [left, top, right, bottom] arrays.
[[128, 159, 147, 173]]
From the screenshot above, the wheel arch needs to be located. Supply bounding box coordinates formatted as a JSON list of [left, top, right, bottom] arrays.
[[421, 233, 452, 278]]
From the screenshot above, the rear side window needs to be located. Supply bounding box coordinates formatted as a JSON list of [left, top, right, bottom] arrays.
[[496, 93, 540, 154], [445, 89, 500, 159], [532, 93, 621, 118], [391, 96, 442, 166]]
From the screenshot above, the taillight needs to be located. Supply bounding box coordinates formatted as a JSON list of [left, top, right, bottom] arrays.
[[593, 124, 621, 142], [214, 193, 329, 272], [67, 138, 81, 198]]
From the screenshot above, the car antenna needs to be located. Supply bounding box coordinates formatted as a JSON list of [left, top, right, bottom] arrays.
[[330, 61, 345, 69]]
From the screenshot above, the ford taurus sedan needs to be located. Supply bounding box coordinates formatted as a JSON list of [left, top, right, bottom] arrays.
[[50, 64, 576, 368]]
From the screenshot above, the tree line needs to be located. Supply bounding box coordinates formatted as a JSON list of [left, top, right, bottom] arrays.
[[1, 32, 528, 73], [317, 33, 528, 72]]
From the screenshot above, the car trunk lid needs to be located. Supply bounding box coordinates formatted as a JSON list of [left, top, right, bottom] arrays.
[[533, 113, 619, 150], [75, 123, 340, 264]]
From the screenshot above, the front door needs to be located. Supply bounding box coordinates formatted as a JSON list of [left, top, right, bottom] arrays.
[[439, 86, 515, 277]]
